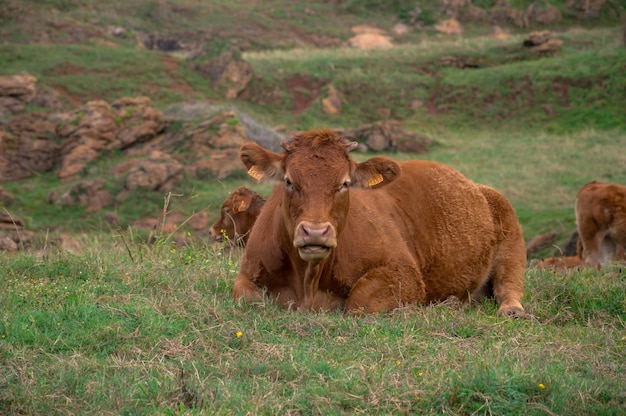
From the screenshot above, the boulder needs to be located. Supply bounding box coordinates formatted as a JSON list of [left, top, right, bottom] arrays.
[[124, 151, 184, 192], [50, 179, 111, 212], [56, 100, 118, 152], [0, 128, 60, 182], [57, 144, 99, 183], [0, 185, 13, 205], [109, 97, 168, 150], [523, 31, 563, 55], [0, 210, 24, 231], [192, 51, 253, 99], [348, 25, 393, 49], [341, 121, 432, 153], [0, 73, 37, 115], [434, 19, 463, 35], [526, 4, 562, 25], [0, 234, 18, 252], [321, 85, 342, 115]]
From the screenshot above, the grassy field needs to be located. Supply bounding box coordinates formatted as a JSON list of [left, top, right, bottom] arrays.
[[2, 1, 626, 414], [1, 235, 625, 414]]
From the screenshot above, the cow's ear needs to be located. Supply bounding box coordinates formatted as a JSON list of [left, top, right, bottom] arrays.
[[232, 193, 253, 213], [352, 156, 401, 189], [240, 142, 284, 183]]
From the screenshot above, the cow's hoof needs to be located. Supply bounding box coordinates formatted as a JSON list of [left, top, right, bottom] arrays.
[[497, 306, 530, 319]]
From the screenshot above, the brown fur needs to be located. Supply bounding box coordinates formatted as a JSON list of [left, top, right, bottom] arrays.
[[535, 255, 585, 271], [233, 128, 526, 317], [209, 186, 266, 246], [575, 181, 626, 268]]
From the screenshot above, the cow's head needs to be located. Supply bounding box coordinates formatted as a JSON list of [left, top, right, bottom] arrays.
[[209, 186, 263, 246], [240, 129, 401, 262]]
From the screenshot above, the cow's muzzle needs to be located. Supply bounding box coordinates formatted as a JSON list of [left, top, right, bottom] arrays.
[[294, 221, 337, 261]]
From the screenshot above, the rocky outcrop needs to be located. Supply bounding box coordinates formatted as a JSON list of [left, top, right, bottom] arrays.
[[48, 179, 111, 212], [0, 126, 60, 182], [123, 151, 184, 192], [523, 30, 563, 55], [348, 25, 393, 49], [0, 73, 37, 115], [192, 51, 253, 99], [340, 121, 432, 153]]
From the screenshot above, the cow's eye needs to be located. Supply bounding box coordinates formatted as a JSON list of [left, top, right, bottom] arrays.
[[285, 177, 295, 191], [337, 180, 350, 192]]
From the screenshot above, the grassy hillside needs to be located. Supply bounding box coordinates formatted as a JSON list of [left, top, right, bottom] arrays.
[[1, 1, 626, 414]]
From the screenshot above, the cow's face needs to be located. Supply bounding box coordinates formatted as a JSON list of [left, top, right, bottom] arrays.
[[240, 129, 401, 262], [209, 187, 256, 245]]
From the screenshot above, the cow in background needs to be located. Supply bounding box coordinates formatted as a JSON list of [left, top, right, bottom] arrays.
[[575, 181, 626, 268], [209, 186, 266, 246], [233, 128, 527, 317]]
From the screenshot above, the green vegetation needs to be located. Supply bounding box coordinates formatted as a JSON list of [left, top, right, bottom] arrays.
[[1, 1, 626, 414], [1, 241, 625, 414]]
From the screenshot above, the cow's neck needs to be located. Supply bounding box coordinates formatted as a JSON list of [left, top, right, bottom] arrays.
[[302, 261, 324, 310]]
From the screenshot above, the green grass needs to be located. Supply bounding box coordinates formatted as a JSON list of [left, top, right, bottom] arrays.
[[1, 241, 625, 414], [1, 5, 626, 414]]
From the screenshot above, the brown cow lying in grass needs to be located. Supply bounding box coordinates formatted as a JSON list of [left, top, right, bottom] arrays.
[[576, 181, 626, 268], [537, 181, 626, 271], [233, 128, 527, 317], [209, 186, 266, 246]]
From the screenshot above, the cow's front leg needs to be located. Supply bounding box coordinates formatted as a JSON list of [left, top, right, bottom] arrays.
[[233, 274, 264, 302], [344, 265, 425, 314]]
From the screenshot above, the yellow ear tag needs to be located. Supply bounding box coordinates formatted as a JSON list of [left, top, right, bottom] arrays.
[[247, 166, 264, 181], [368, 173, 384, 187], [238, 199, 246, 211]]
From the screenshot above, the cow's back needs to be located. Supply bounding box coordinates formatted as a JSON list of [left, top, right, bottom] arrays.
[[335, 160, 503, 303]]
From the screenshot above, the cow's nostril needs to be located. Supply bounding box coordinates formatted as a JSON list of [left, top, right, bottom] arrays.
[[302, 224, 330, 239]]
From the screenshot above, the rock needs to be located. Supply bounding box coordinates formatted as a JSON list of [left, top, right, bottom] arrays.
[[188, 148, 243, 180], [321, 85, 342, 115], [491, 26, 509, 39], [523, 30, 551, 47], [0, 234, 18, 252], [51, 179, 111, 212], [526, 4, 562, 25], [31, 87, 65, 110], [439, 55, 481, 68], [192, 51, 253, 99], [56, 100, 118, 152], [109, 97, 168, 150], [0, 185, 13, 205], [188, 211, 210, 231], [341, 121, 432, 153], [0, 128, 60, 182], [348, 25, 393, 49], [391, 23, 411, 36], [139, 33, 185, 51], [0, 210, 24, 230], [434, 19, 463, 35], [57, 144, 99, 183], [348, 33, 393, 49], [523, 30, 562, 55], [566, 0, 607, 20], [124, 151, 184, 192], [59, 232, 82, 254], [531, 38, 563, 55], [0, 73, 37, 115]]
